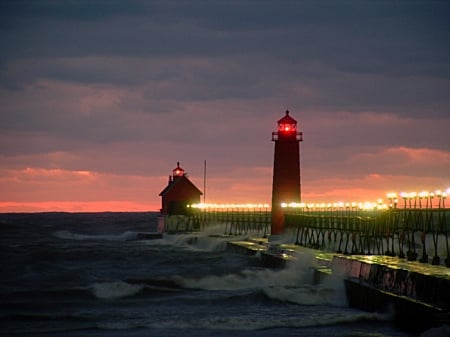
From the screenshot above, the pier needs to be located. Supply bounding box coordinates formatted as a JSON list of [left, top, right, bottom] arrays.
[[160, 196, 450, 333], [156, 112, 449, 333], [188, 195, 450, 267], [283, 202, 450, 267]]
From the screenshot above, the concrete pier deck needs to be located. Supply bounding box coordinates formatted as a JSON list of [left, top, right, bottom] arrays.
[[226, 238, 450, 333]]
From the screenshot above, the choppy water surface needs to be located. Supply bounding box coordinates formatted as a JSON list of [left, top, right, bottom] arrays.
[[0, 212, 427, 336]]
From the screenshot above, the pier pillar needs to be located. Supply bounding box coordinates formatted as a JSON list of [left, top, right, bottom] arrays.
[[271, 110, 303, 235]]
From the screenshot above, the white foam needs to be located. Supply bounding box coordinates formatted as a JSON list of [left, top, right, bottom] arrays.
[[176, 250, 347, 306], [155, 227, 248, 252], [54, 230, 138, 241], [90, 281, 144, 299], [149, 310, 386, 331]]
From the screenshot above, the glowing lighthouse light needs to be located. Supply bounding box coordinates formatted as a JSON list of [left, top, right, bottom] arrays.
[[278, 112, 297, 133], [172, 162, 185, 177]]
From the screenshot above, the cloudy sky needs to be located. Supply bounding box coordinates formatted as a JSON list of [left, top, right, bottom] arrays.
[[1, 0, 449, 212]]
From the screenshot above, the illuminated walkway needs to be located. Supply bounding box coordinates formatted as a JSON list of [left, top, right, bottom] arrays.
[[189, 189, 450, 267], [183, 189, 450, 331]]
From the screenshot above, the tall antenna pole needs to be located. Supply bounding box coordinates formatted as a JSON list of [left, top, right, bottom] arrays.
[[203, 159, 206, 203]]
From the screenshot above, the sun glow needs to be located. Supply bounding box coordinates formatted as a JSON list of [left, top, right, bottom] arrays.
[[0, 201, 156, 213]]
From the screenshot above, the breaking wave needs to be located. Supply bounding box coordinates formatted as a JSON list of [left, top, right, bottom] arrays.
[[175, 251, 347, 307], [140, 311, 388, 332], [53, 230, 139, 241], [89, 281, 144, 299]]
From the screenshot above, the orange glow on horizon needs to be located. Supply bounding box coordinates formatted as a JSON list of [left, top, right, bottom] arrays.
[[0, 201, 160, 213], [1, 166, 448, 213]]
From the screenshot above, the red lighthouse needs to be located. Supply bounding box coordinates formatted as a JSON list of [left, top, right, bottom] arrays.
[[271, 110, 303, 235], [159, 162, 203, 215]]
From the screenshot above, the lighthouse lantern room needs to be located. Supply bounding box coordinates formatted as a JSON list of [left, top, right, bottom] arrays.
[[272, 110, 302, 141], [172, 162, 184, 177]]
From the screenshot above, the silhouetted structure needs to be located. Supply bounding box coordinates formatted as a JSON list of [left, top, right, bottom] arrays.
[[159, 162, 203, 215], [271, 110, 303, 235]]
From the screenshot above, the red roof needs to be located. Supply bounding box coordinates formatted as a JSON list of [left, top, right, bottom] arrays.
[[277, 110, 297, 125], [159, 175, 203, 197]]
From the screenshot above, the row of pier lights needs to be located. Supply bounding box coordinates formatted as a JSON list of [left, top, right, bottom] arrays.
[[282, 188, 449, 213], [190, 203, 270, 212], [189, 188, 449, 266], [282, 189, 450, 267], [190, 189, 449, 212], [281, 188, 449, 266]]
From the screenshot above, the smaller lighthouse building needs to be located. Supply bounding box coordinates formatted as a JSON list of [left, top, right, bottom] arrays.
[[159, 162, 203, 215], [158, 162, 203, 233]]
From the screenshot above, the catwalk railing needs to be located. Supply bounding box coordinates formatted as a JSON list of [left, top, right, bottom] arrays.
[[185, 205, 271, 237], [283, 206, 450, 267], [187, 201, 449, 267]]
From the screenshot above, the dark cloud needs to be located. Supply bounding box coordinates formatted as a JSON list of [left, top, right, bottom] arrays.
[[2, 1, 449, 63], [0, 0, 147, 22], [0, 1, 449, 210]]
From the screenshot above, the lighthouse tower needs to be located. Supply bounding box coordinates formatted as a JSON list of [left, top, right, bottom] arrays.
[[271, 110, 303, 235]]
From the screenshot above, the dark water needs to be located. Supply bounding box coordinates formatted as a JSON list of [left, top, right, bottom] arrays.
[[0, 212, 424, 336]]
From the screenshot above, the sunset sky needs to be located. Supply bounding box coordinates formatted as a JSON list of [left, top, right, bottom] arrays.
[[1, 1, 449, 212]]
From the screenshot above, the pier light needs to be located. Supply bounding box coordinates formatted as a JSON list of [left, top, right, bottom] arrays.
[[419, 191, 429, 198], [437, 189, 446, 208], [428, 193, 435, 208], [387, 193, 398, 208], [418, 191, 428, 207], [400, 192, 410, 207], [443, 192, 447, 208], [281, 202, 288, 208], [369, 202, 377, 210], [378, 204, 388, 210]]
